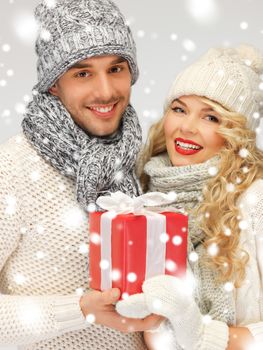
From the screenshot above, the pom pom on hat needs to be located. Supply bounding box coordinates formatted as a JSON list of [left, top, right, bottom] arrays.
[[236, 44, 263, 74], [165, 44, 263, 131]]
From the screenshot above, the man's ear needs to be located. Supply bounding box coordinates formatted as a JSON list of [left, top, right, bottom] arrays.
[[48, 83, 59, 96]]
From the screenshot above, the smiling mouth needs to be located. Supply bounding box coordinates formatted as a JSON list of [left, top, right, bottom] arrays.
[[175, 138, 203, 155], [87, 103, 117, 117]]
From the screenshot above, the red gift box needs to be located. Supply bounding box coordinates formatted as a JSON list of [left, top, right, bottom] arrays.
[[89, 211, 188, 298]]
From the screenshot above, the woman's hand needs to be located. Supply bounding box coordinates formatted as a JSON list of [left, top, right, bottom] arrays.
[[80, 288, 163, 332], [116, 275, 229, 350]]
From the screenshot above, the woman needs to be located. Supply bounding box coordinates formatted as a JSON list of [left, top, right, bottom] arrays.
[[117, 45, 263, 349]]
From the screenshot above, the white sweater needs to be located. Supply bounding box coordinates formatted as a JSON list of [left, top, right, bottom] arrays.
[[0, 134, 146, 350]]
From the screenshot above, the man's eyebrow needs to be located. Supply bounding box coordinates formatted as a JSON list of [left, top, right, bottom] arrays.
[[69, 57, 127, 70], [110, 57, 127, 65]]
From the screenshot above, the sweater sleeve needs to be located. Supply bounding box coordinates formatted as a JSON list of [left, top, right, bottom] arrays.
[[0, 148, 87, 345], [238, 179, 263, 342]]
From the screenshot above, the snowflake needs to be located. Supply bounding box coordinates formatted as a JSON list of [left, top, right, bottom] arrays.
[[1, 109, 11, 118], [202, 314, 212, 324], [159, 232, 169, 243], [36, 251, 45, 259], [15, 103, 26, 114], [172, 235, 183, 246], [143, 110, 150, 118], [79, 243, 88, 255], [207, 243, 219, 256], [90, 232, 100, 245], [144, 87, 151, 94], [170, 33, 178, 41], [36, 225, 45, 234], [208, 166, 218, 176], [236, 177, 242, 184], [75, 287, 84, 296], [224, 227, 231, 236], [224, 282, 234, 292], [40, 29, 51, 41], [114, 170, 124, 182], [13, 12, 38, 45], [100, 259, 110, 270], [239, 220, 248, 230], [20, 227, 27, 234], [189, 251, 199, 262], [226, 183, 235, 192], [127, 272, 137, 282], [111, 269, 121, 281], [165, 259, 177, 272], [240, 21, 248, 30], [242, 166, 249, 174], [167, 191, 177, 201], [185, 0, 219, 24], [44, 0, 57, 8], [183, 39, 196, 52], [137, 30, 145, 38], [14, 273, 26, 285], [0, 80, 7, 87], [86, 313, 96, 324], [2, 44, 11, 52], [121, 292, 129, 300], [239, 148, 249, 158], [30, 170, 41, 181]]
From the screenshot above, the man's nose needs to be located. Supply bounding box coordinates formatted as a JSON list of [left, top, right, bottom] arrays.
[[93, 74, 113, 102]]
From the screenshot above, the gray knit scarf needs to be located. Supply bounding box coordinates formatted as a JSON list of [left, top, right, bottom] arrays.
[[22, 92, 142, 210], [144, 153, 235, 347]]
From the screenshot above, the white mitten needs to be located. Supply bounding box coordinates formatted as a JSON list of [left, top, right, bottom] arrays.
[[116, 275, 229, 350]]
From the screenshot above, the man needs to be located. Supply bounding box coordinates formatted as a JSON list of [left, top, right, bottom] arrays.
[[0, 0, 160, 349]]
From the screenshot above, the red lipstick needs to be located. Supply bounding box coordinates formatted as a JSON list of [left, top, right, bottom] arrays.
[[175, 138, 203, 156]]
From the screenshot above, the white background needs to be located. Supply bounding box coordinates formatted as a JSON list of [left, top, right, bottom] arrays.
[[0, 0, 263, 349]]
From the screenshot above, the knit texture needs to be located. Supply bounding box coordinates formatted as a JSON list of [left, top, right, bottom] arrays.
[[0, 134, 146, 350], [34, 0, 138, 91], [22, 93, 142, 211], [164, 44, 263, 131], [143, 153, 235, 348]]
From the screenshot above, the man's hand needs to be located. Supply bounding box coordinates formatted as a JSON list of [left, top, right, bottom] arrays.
[[80, 288, 163, 332]]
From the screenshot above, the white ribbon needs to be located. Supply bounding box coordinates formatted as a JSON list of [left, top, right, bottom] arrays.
[[96, 191, 177, 215]]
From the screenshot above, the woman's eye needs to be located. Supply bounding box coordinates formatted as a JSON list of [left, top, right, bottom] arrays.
[[171, 106, 185, 113], [206, 115, 220, 123]]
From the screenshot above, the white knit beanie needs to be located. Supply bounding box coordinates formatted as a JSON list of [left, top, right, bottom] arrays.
[[165, 45, 263, 131], [34, 0, 138, 92]]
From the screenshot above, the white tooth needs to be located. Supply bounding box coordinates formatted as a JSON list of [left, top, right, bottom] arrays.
[[91, 105, 114, 113], [176, 140, 201, 150]]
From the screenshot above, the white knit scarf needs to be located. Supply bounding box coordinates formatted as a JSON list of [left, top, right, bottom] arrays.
[[22, 92, 142, 210], [144, 153, 236, 325]]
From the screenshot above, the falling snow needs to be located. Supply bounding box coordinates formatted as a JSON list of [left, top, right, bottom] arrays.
[[207, 242, 219, 256], [172, 235, 183, 246], [127, 272, 137, 282]]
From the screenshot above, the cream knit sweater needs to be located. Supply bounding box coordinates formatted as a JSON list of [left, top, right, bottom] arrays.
[[0, 134, 146, 350]]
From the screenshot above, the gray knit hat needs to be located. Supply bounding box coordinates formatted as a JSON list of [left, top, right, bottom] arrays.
[[34, 0, 139, 92], [165, 45, 263, 131]]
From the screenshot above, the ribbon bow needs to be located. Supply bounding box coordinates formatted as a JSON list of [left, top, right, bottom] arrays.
[[96, 191, 177, 215]]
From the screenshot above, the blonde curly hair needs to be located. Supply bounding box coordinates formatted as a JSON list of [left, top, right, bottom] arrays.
[[140, 96, 263, 287]]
